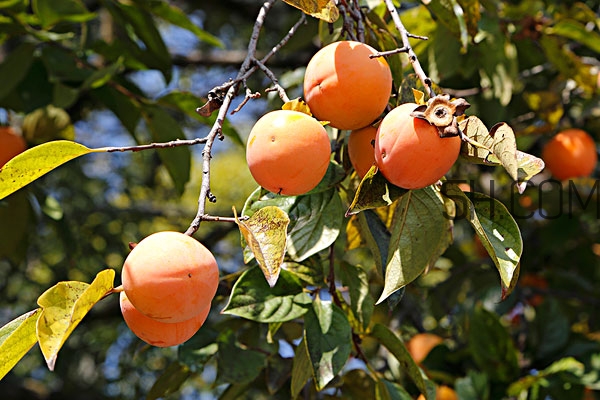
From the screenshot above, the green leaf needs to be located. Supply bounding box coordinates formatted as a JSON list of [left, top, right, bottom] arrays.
[[370, 323, 436, 399], [143, 1, 223, 48], [342, 369, 377, 399], [106, 1, 171, 80], [304, 298, 352, 391], [242, 187, 344, 262], [0, 140, 95, 201], [91, 86, 141, 134], [455, 370, 490, 400], [547, 19, 600, 54], [216, 330, 267, 385], [356, 209, 391, 279], [468, 306, 520, 382], [339, 262, 375, 332], [0, 190, 31, 261], [142, 105, 191, 195], [282, 0, 339, 23], [222, 267, 311, 323], [32, 0, 95, 27], [287, 189, 344, 261], [0, 309, 40, 380], [375, 378, 414, 400], [235, 206, 290, 287], [147, 362, 191, 400], [477, 18, 518, 105], [0, 42, 35, 100], [22, 105, 75, 145], [36, 269, 115, 371], [0, 0, 25, 8], [346, 166, 409, 216], [283, 261, 324, 286], [532, 299, 570, 360], [291, 338, 312, 398], [178, 328, 219, 372], [540, 35, 597, 95], [81, 58, 124, 90], [377, 187, 453, 304], [452, 186, 521, 297], [41, 44, 93, 83], [507, 357, 584, 397]]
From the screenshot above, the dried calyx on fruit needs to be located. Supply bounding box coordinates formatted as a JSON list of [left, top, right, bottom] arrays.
[[411, 94, 470, 138]]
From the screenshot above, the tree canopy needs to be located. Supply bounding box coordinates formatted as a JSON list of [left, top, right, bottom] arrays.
[[0, 0, 599, 399]]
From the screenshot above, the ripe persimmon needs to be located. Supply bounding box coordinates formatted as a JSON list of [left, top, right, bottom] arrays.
[[406, 332, 443, 364], [246, 109, 331, 196], [0, 126, 27, 168], [121, 231, 219, 323], [541, 128, 597, 181], [120, 291, 209, 347], [303, 40, 392, 130], [348, 125, 377, 178], [374, 103, 461, 189]]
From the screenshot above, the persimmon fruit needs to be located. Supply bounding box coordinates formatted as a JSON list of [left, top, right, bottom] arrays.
[[246, 109, 331, 196], [541, 128, 597, 180], [120, 291, 209, 347], [348, 125, 377, 178], [303, 40, 392, 130], [374, 103, 461, 189], [0, 126, 27, 168], [406, 332, 443, 364], [121, 231, 219, 323]]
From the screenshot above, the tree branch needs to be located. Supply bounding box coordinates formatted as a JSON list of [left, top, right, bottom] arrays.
[[380, 0, 435, 98], [185, 0, 280, 236]]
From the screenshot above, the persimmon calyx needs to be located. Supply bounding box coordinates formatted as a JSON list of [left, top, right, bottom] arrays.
[[411, 94, 470, 139]]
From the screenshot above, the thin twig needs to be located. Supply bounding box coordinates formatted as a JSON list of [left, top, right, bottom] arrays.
[[253, 57, 291, 103], [99, 137, 207, 153], [381, 0, 435, 98]]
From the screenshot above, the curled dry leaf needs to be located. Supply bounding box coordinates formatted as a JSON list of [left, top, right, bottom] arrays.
[[196, 89, 224, 117], [411, 94, 470, 138]]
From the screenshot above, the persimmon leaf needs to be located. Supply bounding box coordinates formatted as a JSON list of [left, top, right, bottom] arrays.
[[377, 187, 453, 304], [0, 140, 96, 200], [282, 97, 312, 116], [488, 122, 518, 181], [444, 185, 522, 298], [0, 309, 40, 380], [221, 267, 311, 323], [235, 206, 290, 287], [370, 323, 436, 400], [37, 269, 115, 371], [282, 0, 339, 22], [346, 166, 409, 216]]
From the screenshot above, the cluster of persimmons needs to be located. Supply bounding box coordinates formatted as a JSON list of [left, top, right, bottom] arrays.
[[245, 40, 597, 197], [119, 231, 219, 347], [245, 40, 463, 195]]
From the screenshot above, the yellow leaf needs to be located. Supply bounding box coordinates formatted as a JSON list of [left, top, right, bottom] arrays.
[[412, 89, 426, 105], [0, 309, 40, 380], [234, 206, 290, 287], [282, 98, 312, 116], [37, 269, 115, 371], [0, 140, 95, 200], [282, 0, 339, 23]]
